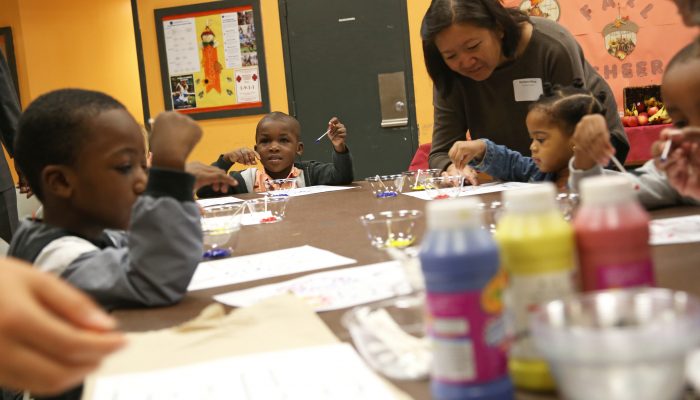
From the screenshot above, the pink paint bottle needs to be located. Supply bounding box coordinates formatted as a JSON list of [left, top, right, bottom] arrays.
[[574, 175, 655, 291]]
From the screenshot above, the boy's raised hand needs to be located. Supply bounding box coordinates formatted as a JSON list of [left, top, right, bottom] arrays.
[[327, 117, 347, 153], [223, 147, 260, 165], [185, 161, 238, 192], [150, 112, 202, 171], [572, 114, 615, 170]]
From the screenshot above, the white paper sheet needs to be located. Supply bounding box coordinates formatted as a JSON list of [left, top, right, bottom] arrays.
[[221, 12, 242, 68], [196, 196, 245, 208], [401, 181, 536, 200], [650, 215, 700, 245], [262, 185, 357, 198], [90, 343, 396, 400], [162, 18, 200, 75], [214, 261, 411, 312], [188, 245, 356, 291]]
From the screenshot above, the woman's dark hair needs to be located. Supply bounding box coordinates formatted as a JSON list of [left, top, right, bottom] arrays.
[[529, 79, 607, 137], [421, 0, 529, 96]]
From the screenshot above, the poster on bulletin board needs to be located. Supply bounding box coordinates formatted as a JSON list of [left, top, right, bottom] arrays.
[[154, 0, 269, 120]]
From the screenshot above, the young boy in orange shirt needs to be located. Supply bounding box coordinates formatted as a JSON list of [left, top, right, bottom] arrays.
[[197, 112, 353, 196]]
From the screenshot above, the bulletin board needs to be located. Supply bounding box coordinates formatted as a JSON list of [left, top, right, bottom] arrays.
[[154, 0, 270, 120], [0, 27, 20, 100], [504, 0, 696, 110]]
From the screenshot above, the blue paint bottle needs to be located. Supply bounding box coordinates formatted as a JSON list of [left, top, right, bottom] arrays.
[[419, 198, 513, 400]]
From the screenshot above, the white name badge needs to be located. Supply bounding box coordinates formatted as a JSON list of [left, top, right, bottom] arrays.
[[513, 78, 544, 102]]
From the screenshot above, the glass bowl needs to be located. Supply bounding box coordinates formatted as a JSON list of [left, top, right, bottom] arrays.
[[478, 201, 503, 234], [342, 294, 430, 380], [530, 288, 700, 400], [402, 169, 441, 191], [556, 192, 579, 221], [201, 203, 245, 260], [359, 210, 422, 249], [264, 178, 298, 196], [424, 175, 464, 200], [245, 197, 289, 223], [366, 175, 405, 198]]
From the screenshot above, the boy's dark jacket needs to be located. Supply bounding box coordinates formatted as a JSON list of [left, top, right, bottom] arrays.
[[197, 149, 354, 198]]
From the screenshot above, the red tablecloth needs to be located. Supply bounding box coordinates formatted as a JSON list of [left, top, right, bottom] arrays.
[[625, 124, 672, 165]]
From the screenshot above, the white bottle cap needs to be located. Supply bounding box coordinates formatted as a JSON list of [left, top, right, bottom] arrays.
[[425, 197, 483, 230], [502, 182, 557, 213], [580, 175, 635, 206]]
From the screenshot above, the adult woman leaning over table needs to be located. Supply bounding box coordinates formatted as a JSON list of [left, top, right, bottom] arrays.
[[422, 0, 629, 184]]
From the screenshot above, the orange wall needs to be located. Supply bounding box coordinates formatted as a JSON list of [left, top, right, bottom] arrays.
[[0, 0, 143, 181], [1, 0, 434, 176], [5, 0, 691, 174], [137, 0, 289, 166], [408, 0, 434, 145]]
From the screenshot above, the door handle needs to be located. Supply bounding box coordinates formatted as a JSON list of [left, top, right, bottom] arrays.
[[378, 71, 408, 128]]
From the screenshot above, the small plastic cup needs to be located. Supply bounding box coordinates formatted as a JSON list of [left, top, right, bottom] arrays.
[[359, 210, 422, 249], [341, 294, 430, 380], [366, 175, 405, 198], [201, 203, 245, 260], [264, 178, 297, 196], [424, 176, 464, 200], [530, 288, 700, 400], [245, 197, 289, 223]]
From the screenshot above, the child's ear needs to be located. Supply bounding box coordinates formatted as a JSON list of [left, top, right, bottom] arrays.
[[42, 165, 75, 199], [296, 141, 304, 157]]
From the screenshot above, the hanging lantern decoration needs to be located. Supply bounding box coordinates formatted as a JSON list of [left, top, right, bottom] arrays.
[[519, 0, 561, 22], [602, 16, 639, 61]]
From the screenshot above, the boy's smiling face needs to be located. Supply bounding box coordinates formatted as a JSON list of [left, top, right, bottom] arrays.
[[663, 59, 700, 129], [66, 109, 148, 233], [254, 119, 303, 179]]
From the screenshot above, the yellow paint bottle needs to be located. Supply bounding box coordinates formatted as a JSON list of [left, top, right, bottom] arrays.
[[494, 183, 576, 391]]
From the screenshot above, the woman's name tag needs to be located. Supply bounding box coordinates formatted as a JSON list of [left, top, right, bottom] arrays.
[[513, 78, 544, 102]]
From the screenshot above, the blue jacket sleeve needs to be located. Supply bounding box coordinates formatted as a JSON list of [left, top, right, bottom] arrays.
[[470, 139, 541, 182]]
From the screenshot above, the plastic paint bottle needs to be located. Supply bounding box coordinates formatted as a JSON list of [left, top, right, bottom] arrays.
[[495, 183, 577, 392], [574, 175, 654, 291], [419, 198, 513, 400]]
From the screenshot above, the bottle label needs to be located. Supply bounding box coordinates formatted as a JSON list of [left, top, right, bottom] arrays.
[[505, 270, 576, 360], [426, 272, 508, 384], [595, 260, 654, 289]]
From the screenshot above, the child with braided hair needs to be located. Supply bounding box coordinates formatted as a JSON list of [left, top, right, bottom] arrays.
[[448, 80, 608, 189]]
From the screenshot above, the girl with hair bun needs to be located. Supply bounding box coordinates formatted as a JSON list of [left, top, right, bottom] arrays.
[[447, 81, 607, 189]]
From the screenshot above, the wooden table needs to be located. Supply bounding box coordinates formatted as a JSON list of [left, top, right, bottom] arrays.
[[114, 183, 700, 400]]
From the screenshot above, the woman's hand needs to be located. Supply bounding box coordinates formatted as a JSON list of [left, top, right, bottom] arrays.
[[444, 163, 479, 186]]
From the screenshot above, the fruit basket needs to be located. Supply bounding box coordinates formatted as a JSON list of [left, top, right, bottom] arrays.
[[622, 85, 671, 127]]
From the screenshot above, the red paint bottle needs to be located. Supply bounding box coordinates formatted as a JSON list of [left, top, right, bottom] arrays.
[[573, 176, 655, 291]]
